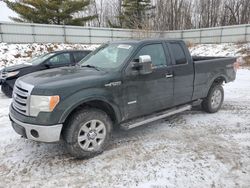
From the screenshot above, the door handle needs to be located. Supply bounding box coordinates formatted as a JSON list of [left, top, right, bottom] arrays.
[[165, 74, 173, 78]]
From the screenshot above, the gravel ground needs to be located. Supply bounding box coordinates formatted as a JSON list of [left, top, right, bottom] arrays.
[[0, 69, 249, 188]]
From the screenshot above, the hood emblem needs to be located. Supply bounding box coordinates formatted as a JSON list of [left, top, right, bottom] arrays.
[[105, 81, 122, 87]]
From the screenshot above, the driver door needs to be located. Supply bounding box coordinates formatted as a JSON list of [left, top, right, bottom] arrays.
[[122, 43, 174, 120]]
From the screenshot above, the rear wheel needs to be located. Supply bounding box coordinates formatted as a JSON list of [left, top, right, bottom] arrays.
[[1, 84, 13, 98], [63, 108, 112, 158], [202, 84, 224, 113]]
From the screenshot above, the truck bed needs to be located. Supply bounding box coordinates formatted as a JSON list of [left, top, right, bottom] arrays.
[[192, 56, 237, 100], [192, 56, 226, 61]]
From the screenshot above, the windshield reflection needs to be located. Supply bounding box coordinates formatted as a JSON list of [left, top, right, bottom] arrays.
[[80, 43, 134, 69]]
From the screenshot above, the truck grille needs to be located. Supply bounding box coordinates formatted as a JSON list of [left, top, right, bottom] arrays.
[[12, 80, 34, 116]]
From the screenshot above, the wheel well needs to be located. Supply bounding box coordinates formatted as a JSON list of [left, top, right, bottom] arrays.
[[64, 100, 117, 125], [212, 76, 226, 86], [205, 76, 226, 98]]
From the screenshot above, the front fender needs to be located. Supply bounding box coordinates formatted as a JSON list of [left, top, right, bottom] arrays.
[[57, 88, 122, 124]]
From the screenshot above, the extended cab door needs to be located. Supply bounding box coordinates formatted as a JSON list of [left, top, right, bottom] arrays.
[[123, 42, 174, 120], [166, 41, 194, 106]]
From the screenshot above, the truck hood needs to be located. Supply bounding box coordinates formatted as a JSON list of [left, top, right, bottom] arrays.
[[4, 63, 32, 72], [18, 66, 109, 95]]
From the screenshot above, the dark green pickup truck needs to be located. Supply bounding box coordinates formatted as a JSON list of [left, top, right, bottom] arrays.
[[9, 39, 237, 158]]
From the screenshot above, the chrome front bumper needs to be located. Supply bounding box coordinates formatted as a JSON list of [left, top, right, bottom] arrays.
[[10, 113, 63, 143]]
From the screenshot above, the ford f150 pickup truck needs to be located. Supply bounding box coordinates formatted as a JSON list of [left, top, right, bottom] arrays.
[[9, 39, 237, 158]]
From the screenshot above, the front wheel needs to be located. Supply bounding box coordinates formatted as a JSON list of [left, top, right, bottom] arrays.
[[202, 84, 224, 113], [63, 108, 112, 158]]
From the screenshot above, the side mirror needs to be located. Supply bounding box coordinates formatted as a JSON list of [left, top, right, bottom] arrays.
[[44, 61, 52, 68], [132, 55, 153, 75]]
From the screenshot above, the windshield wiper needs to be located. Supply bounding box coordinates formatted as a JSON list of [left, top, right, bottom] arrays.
[[81, 64, 100, 71]]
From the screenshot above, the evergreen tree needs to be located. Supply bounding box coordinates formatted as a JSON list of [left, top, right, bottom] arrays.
[[109, 0, 154, 29], [4, 0, 97, 26]]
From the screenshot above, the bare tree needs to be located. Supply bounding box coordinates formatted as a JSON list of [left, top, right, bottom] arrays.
[[86, 0, 250, 30]]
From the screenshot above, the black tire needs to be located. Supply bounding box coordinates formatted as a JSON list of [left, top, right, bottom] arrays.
[[1, 84, 13, 98], [63, 108, 113, 159], [202, 84, 224, 113]]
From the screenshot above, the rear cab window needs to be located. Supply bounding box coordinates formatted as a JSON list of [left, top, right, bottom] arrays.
[[169, 42, 187, 65]]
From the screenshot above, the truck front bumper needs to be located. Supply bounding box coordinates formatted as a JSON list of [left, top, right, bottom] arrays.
[[10, 113, 63, 143]]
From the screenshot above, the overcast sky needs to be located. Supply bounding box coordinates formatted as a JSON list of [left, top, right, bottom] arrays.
[[0, 1, 17, 22]]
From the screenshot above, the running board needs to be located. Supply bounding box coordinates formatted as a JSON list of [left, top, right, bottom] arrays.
[[120, 105, 192, 130]]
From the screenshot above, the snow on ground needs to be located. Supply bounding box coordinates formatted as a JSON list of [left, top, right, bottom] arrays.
[[0, 42, 249, 68], [189, 43, 249, 57], [0, 69, 249, 187]]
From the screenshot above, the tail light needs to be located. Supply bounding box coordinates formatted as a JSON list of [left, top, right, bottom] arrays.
[[233, 59, 240, 72], [233, 57, 244, 72]]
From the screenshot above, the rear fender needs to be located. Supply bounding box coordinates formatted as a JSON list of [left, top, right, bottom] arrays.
[[205, 74, 228, 97]]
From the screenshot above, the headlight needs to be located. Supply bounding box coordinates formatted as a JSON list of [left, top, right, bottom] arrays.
[[6, 71, 19, 78], [30, 95, 60, 117]]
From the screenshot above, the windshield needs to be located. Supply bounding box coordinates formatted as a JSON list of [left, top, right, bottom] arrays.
[[28, 52, 56, 65], [80, 43, 134, 69]]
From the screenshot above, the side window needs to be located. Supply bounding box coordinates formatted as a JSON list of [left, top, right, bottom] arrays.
[[170, 43, 187, 65], [135, 44, 166, 67], [73, 52, 88, 62], [48, 53, 71, 65]]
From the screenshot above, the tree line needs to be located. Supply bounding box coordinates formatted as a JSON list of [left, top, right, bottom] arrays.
[[4, 0, 250, 30]]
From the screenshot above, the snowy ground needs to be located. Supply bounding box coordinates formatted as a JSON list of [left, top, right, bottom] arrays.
[[0, 69, 249, 187], [0, 42, 249, 67], [189, 43, 249, 57]]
